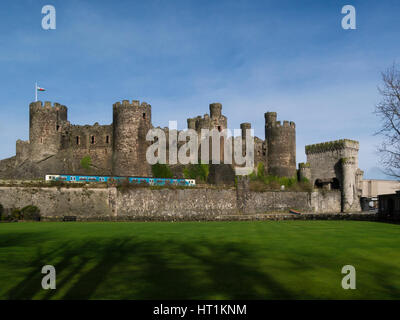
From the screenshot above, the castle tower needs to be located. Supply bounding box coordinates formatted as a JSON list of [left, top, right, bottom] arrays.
[[112, 100, 152, 176], [238, 122, 252, 165], [210, 102, 222, 119], [341, 157, 359, 212], [187, 118, 196, 130], [240, 122, 251, 140], [298, 162, 311, 181], [29, 101, 67, 160], [264, 112, 296, 177]]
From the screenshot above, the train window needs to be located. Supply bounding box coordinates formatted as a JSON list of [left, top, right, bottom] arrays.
[[91, 136, 95, 144]]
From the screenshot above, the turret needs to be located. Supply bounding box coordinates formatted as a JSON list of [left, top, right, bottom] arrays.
[[298, 162, 311, 181], [187, 118, 196, 130], [264, 112, 296, 177], [29, 101, 67, 160], [265, 112, 277, 127], [210, 103, 222, 119], [341, 157, 357, 212], [112, 99, 152, 176], [240, 123, 251, 140]]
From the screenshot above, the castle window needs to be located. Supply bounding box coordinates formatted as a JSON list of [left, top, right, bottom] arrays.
[[40, 137, 43, 144], [143, 113, 146, 119], [56, 125, 60, 132], [217, 125, 222, 132], [91, 136, 95, 144], [76, 136, 80, 145], [106, 135, 110, 144]]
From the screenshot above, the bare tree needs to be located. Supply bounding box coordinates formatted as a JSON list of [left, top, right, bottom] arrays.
[[375, 63, 400, 178]]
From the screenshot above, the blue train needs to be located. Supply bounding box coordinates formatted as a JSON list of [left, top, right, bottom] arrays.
[[45, 174, 196, 187]]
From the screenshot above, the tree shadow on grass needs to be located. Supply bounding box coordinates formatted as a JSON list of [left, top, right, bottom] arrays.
[[5, 237, 307, 299], [6, 245, 63, 299]]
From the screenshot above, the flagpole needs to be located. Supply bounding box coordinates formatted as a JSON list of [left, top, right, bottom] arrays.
[[35, 82, 37, 102]]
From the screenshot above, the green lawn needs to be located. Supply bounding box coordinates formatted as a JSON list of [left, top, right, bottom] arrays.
[[0, 221, 399, 299]]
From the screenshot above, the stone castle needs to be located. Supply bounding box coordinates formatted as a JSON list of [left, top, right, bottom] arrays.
[[0, 99, 363, 212]]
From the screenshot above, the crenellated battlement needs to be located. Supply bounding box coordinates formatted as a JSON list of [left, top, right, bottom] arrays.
[[113, 100, 151, 109], [29, 101, 67, 112], [264, 113, 295, 129], [305, 139, 359, 155]]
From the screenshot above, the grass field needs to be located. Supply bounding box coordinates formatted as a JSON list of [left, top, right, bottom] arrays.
[[0, 220, 399, 299]]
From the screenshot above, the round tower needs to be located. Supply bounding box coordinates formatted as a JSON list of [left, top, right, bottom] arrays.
[[298, 162, 311, 181], [29, 101, 67, 160], [187, 118, 196, 130], [264, 112, 296, 177], [112, 100, 152, 176], [265, 112, 277, 127], [210, 103, 222, 119], [240, 123, 251, 139], [341, 157, 358, 212]]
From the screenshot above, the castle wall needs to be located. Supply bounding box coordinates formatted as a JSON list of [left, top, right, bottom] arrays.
[[15, 140, 30, 165], [0, 185, 342, 221], [63, 124, 112, 150], [61, 124, 113, 175], [0, 157, 16, 178], [0, 186, 114, 219]]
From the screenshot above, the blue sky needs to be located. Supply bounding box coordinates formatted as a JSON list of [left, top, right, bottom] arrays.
[[0, 0, 399, 179]]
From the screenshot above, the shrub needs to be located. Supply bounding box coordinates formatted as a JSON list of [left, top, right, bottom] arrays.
[[248, 170, 312, 192], [21, 205, 41, 221], [10, 208, 22, 221], [151, 163, 173, 178], [183, 164, 209, 182], [256, 162, 265, 179], [80, 156, 92, 170]]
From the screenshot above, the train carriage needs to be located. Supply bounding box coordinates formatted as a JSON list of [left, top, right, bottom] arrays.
[[45, 174, 195, 187]]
